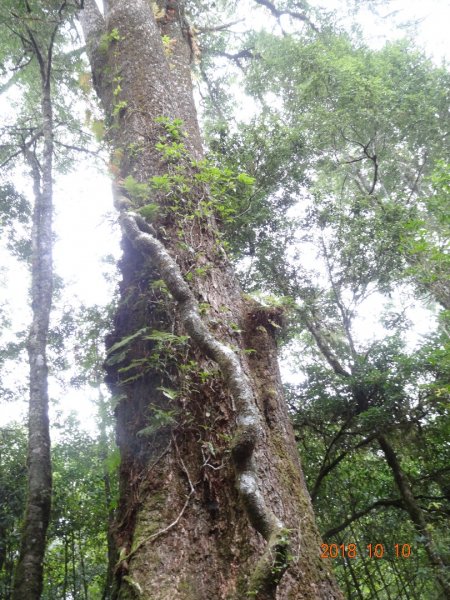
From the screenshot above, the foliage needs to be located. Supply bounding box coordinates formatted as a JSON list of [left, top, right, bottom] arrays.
[[201, 9, 450, 596], [121, 120, 256, 241], [0, 421, 116, 600], [400, 161, 450, 308], [43, 420, 114, 600], [0, 426, 27, 599]]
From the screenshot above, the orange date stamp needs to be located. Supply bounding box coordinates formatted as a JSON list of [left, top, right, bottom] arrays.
[[321, 543, 412, 559]]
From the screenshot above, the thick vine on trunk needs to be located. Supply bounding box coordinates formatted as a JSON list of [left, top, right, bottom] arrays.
[[80, 1, 342, 598]]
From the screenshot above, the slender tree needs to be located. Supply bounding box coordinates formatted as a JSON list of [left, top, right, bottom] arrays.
[[0, 2, 82, 597], [10, 6, 56, 595], [80, 1, 342, 598]]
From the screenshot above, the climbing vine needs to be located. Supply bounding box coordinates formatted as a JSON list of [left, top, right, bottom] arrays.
[[113, 145, 291, 592]]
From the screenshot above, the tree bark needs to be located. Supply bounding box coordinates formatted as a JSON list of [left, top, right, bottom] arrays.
[[80, 1, 342, 598]]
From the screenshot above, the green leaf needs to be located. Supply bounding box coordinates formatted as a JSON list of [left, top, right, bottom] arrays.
[[106, 328, 148, 356], [157, 386, 179, 400]]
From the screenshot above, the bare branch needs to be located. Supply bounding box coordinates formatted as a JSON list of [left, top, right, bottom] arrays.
[[323, 498, 404, 540], [196, 18, 244, 33], [254, 0, 320, 33], [211, 48, 258, 69], [53, 139, 105, 160]]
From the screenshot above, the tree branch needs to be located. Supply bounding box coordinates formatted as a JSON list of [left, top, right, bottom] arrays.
[[301, 313, 351, 378], [311, 433, 377, 501], [197, 18, 244, 33], [0, 128, 44, 169], [323, 498, 404, 540], [53, 139, 105, 161], [254, 0, 320, 33], [212, 49, 257, 69], [321, 235, 358, 358], [340, 132, 379, 195]]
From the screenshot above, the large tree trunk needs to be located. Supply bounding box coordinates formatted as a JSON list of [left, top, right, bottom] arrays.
[[81, 1, 342, 598]]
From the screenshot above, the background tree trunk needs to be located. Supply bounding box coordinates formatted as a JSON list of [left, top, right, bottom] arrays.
[[81, 1, 342, 597], [378, 434, 450, 596]]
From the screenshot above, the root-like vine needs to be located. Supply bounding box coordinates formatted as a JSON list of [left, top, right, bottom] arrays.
[[117, 201, 290, 597]]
